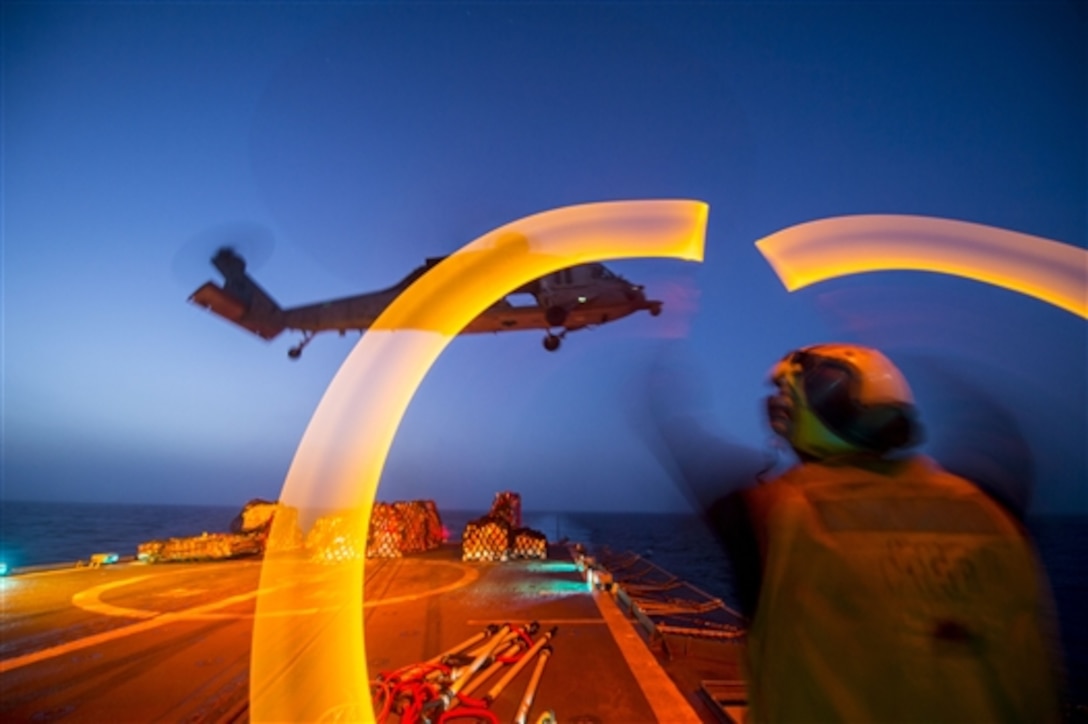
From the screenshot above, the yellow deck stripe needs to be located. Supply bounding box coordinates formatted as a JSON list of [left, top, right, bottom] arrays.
[[0, 585, 268, 674], [591, 586, 703, 723], [2, 560, 481, 674]]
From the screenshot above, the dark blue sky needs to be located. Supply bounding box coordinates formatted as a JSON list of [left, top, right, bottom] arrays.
[[3, 2, 1084, 513]]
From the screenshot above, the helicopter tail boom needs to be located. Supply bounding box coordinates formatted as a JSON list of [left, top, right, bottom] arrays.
[[188, 248, 285, 340]]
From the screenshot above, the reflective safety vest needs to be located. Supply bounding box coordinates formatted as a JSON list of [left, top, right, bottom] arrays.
[[743, 455, 1062, 723]]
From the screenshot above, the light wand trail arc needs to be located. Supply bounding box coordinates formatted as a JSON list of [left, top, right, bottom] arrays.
[[249, 199, 708, 722], [755, 214, 1087, 319]]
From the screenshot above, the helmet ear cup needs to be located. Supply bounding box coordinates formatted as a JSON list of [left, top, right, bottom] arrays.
[[850, 404, 921, 452], [801, 360, 920, 453]]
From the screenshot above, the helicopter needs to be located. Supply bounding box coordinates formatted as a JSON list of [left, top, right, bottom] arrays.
[[188, 248, 664, 357]]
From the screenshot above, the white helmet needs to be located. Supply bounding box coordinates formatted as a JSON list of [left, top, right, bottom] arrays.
[[766, 343, 922, 459]]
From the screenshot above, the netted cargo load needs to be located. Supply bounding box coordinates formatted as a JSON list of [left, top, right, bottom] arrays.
[[306, 513, 366, 563], [231, 498, 279, 534], [362, 500, 445, 558], [393, 500, 444, 554], [367, 503, 403, 559], [136, 539, 166, 562], [229, 499, 304, 553], [137, 532, 263, 563], [511, 527, 548, 560], [264, 504, 304, 553], [488, 491, 522, 529], [461, 516, 511, 562], [421, 499, 445, 548]]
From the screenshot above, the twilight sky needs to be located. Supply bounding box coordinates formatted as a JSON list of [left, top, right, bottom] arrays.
[[2, 2, 1084, 514]]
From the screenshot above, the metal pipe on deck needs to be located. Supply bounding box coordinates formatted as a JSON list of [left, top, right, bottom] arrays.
[[447, 624, 511, 696], [428, 623, 499, 665], [514, 643, 554, 724], [483, 627, 558, 705], [459, 639, 523, 697]]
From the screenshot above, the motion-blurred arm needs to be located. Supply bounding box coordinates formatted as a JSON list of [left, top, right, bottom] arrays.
[[629, 346, 773, 616]]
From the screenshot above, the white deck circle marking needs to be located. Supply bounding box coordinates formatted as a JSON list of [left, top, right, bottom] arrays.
[[70, 559, 478, 620], [363, 561, 479, 608], [0, 560, 479, 675]]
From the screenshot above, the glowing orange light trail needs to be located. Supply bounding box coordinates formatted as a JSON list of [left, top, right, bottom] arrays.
[[755, 215, 1087, 318], [250, 200, 707, 722]]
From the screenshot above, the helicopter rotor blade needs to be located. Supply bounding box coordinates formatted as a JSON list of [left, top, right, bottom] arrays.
[[171, 221, 276, 288]]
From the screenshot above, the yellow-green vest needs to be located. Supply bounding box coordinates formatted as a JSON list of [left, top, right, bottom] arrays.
[[744, 455, 1062, 723]]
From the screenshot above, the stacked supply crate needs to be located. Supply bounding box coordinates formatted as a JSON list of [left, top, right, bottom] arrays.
[[137, 532, 263, 562], [461, 491, 548, 561], [461, 516, 512, 561]]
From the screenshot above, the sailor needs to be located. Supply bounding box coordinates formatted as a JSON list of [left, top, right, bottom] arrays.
[[709, 343, 1063, 723]]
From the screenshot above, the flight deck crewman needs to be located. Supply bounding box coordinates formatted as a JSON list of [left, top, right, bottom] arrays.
[[707, 343, 1063, 723]]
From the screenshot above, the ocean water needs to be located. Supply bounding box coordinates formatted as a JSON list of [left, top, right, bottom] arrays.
[[0, 501, 244, 568], [1, 501, 1084, 708]]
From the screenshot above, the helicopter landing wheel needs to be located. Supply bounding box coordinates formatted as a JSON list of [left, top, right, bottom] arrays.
[[288, 332, 314, 360], [543, 334, 561, 352]]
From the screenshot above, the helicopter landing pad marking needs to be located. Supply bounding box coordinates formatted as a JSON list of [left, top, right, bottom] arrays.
[[0, 583, 273, 675], [70, 559, 477, 620], [72, 576, 160, 619], [363, 561, 479, 608], [0, 559, 478, 675]]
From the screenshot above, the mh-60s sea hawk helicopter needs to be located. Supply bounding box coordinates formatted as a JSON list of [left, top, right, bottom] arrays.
[[189, 248, 663, 358]]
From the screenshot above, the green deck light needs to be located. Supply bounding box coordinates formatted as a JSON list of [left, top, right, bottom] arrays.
[[524, 561, 579, 575]]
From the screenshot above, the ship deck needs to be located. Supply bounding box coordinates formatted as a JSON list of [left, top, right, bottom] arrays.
[[0, 544, 745, 722]]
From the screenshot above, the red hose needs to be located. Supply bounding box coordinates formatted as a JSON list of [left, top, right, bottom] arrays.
[[438, 707, 500, 724], [371, 680, 394, 722], [455, 693, 490, 710], [514, 625, 536, 649]]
